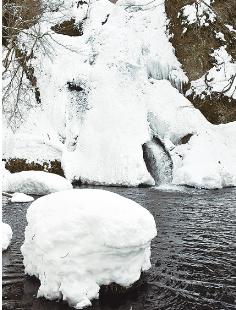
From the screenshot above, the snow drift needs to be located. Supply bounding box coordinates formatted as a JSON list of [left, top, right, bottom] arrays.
[[172, 123, 236, 189], [3, 170, 72, 195], [10, 193, 34, 203], [2, 222, 13, 251], [21, 189, 157, 309]]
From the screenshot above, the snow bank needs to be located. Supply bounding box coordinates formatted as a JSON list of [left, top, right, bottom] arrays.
[[172, 122, 236, 189], [2, 223, 13, 251], [2, 113, 63, 164], [21, 189, 157, 309], [145, 81, 236, 189], [3, 171, 72, 195], [146, 80, 209, 144], [10, 193, 34, 203]]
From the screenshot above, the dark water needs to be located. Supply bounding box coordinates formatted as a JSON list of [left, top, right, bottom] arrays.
[[2, 186, 236, 310]]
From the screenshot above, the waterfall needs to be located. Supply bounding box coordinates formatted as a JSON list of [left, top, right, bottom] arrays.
[[142, 137, 173, 185]]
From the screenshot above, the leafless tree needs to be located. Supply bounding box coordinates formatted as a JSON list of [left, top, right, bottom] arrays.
[[2, 0, 46, 130]]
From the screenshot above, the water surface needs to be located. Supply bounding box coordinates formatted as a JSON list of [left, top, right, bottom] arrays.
[[2, 186, 236, 310]]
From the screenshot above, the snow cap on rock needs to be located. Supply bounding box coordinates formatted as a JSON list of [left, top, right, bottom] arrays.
[[3, 170, 72, 195], [21, 189, 157, 309]]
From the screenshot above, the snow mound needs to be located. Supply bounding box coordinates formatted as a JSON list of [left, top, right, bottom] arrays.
[[146, 80, 208, 144], [172, 122, 236, 189], [10, 192, 34, 203], [4, 171, 72, 195], [21, 189, 157, 309], [2, 223, 13, 251]]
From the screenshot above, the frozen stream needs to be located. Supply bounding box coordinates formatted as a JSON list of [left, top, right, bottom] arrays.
[[2, 186, 236, 310]]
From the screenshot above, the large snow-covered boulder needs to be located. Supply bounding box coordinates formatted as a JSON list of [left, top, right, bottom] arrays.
[[3, 170, 72, 195], [172, 123, 236, 189], [2, 222, 13, 251], [21, 189, 157, 309]]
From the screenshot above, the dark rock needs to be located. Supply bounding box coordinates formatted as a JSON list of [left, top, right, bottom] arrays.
[[4, 158, 64, 177], [51, 19, 83, 36], [179, 133, 193, 144]]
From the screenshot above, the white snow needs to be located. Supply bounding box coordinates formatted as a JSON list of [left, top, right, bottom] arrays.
[[225, 24, 236, 34], [2, 222, 13, 251], [3, 170, 72, 195], [171, 122, 236, 189], [187, 46, 236, 100], [179, 0, 215, 28], [3, 0, 188, 187], [146, 80, 208, 144], [21, 189, 157, 309], [215, 31, 225, 42], [10, 193, 34, 203]]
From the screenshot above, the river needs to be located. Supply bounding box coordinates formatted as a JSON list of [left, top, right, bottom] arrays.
[[2, 185, 236, 310]]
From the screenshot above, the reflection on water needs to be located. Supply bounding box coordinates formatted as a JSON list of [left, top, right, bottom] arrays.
[[2, 186, 236, 310]]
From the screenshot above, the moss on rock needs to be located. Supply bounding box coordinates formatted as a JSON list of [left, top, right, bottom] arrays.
[[4, 158, 64, 177]]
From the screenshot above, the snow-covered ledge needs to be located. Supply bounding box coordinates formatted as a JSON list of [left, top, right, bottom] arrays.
[[21, 189, 157, 309], [2, 222, 13, 251]]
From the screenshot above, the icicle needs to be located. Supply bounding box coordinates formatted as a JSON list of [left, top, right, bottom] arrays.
[[147, 60, 188, 93]]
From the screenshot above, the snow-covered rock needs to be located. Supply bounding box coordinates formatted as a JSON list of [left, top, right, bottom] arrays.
[[172, 122, 236, 189], [179, 0, 216, 28], [2, 223, 13, 251], [146, 80, 209, 144], [3, 171, 72, 195], [21, 189, 157, 309], [187, 47, 236, 100], [10, 192, 34, 203]]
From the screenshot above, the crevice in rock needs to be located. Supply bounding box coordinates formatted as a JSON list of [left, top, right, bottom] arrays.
[[51, 18, 83, 36]]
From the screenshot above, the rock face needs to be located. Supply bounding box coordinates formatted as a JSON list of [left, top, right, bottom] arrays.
[[165, 0, 236, 124], [21, 189, 157, 309], [5, 158, 64, 176]]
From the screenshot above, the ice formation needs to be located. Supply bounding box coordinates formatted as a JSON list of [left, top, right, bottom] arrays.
[[3, 170, 72, 195], [10, 193, 34, 203], [2, 0, 236, 189], [2, 222, 13, 251], [21, 189, 157, 309]]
